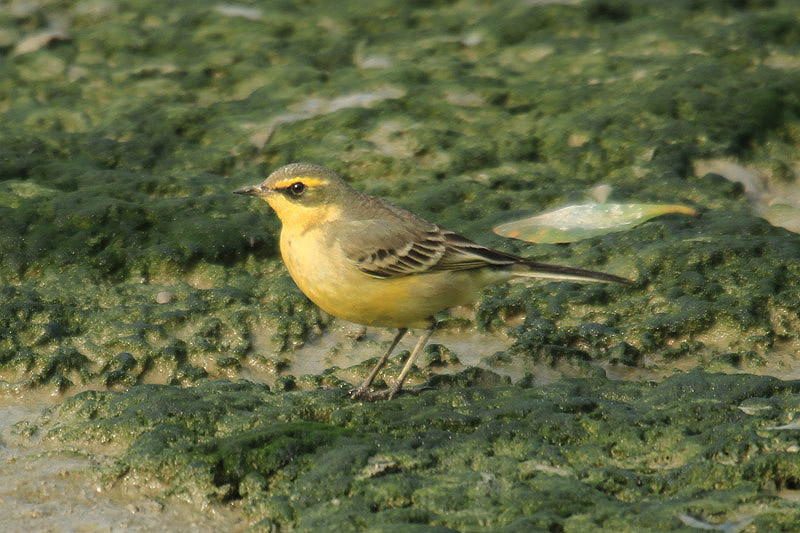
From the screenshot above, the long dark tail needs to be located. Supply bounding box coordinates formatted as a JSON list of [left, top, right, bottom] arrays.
[[439, 229, 633, 284], [509, 258, 633, 284]]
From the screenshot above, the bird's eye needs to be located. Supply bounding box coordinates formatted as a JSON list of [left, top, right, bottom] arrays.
[[288, 181, 306, 196]]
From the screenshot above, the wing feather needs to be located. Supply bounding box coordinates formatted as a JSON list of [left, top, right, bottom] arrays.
[[331, 195, 630, 284], [335, 216, 514, 279], [335, 218, 447, 278]]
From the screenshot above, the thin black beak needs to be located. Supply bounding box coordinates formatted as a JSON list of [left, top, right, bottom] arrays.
[[233, 184, 264, 196]]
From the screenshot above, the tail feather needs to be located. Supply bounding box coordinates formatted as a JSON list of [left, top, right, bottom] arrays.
[[510, 259, 633, 284], [437, 229, 633, 285]]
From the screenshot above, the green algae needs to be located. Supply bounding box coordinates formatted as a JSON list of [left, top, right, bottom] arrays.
[[2, 0, 800, 528], [15, 371, 800, 530], [2, 0, 800, 390]]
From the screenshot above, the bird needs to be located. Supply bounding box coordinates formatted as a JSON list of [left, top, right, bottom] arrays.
[[234, 163, 631, 400]]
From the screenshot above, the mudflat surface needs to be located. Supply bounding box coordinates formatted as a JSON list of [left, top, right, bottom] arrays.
[[2, 0, 800, 530]]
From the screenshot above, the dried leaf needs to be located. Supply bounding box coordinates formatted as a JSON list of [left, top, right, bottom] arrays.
[[494, 203, 698, 243]]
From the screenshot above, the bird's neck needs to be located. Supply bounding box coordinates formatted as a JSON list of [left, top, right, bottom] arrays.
[[279, 203, 344, 236]]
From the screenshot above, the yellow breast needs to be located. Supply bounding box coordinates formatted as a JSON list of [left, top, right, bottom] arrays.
[[279, 226, 487, 328]]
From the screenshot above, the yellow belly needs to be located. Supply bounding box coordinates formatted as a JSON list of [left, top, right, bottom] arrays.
[[279, 227, 491, 328]]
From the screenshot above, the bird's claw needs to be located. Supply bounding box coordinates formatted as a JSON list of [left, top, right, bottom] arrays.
[[347, 385, 400, 401], [347, 386, 371, 400], [347, 384, 430, 401]]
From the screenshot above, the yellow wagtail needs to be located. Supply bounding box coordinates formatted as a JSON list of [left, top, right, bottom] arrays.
[[235, 163, 631, 400]]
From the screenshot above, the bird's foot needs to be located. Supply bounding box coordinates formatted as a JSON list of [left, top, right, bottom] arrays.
[[347, 384, 429, 401], [366, 385, 402, 401], [347, 385, 398, 401], [347, 385, 373, 401]]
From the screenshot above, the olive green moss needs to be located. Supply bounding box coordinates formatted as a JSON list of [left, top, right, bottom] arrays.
[[3, 0, 800, 528], [15, 371, 800, 530], [1, 0, 800, 390]]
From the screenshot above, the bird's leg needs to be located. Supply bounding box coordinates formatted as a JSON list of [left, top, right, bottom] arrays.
[[387, 323, 435, 400], [349, 327, 407, 399], [361, 321, 435, 401]]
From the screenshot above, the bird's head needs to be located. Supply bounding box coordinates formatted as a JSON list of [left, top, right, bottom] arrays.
[[234, 163, 351, 230]]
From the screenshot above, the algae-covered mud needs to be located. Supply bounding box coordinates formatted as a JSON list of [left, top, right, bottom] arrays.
[[2, 0, 800, 529], [12, 372, 800, 531]]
